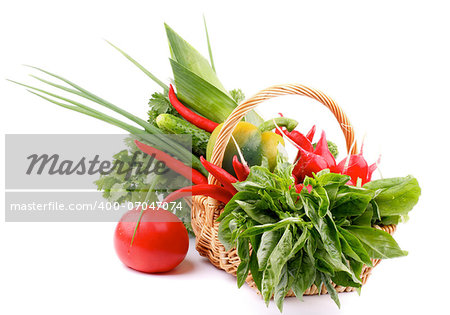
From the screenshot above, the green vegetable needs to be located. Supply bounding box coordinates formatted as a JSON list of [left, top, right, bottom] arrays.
[[9, 68, 206, 176], [165, 24, 263, 125], [206, 122, 263, 176], [155, 114, 210, 157], [229, 88, 245, 104], [258, 117, 298, 133], [148, 91, 181, 125], [364, 175, 421, 217], [217, 156, 420, 311], [345, 226, 407, 259]]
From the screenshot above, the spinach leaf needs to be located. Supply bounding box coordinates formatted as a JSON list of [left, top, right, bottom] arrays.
[[371, 200, 381, 222], [291, 252, 316, 301], [312, 185, 330, 217], [288, 228, 309, 259], [314, 249, 336, 276], [236, 237, 250, 287], [234, 166, 278, 191], [240, 217, 305, 237], [249, 250, 262, 292], [338, 226, 372, 266], [352, 203, 373, 226], [303, 197, 342, 264], [316, 172, 351, 186], [261, 228, 293, 305], [363, 175, 421, 216], [218, 214, 234, 250], [379, 215, 402, 225], [274, 264, 289, 312], [345, 226, 407, 259], [217, 191, 260, 221], [331, 269, 361, 288], [235, 199, 276, 224], [257, 230, 282, 271], [332, 185, 375, 217], [321, 273, 341, 308]]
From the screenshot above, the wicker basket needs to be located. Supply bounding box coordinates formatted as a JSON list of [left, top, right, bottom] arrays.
[[191, 83, 395, 296]]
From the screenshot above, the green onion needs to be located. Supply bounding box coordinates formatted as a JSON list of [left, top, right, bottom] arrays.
[[8, 71, 206, 176]]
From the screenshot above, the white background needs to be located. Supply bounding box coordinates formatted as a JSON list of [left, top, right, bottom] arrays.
[[1, 1, 449, 314]]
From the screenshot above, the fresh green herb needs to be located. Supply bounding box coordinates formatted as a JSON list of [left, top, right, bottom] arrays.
[[217, 155, 420, 311], [148, 91, 181, 125], [229, 88, 246, 104], [155, 113, 210, 157]]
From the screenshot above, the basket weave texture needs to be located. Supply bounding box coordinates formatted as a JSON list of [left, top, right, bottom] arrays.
[[191, 84, 395, 295]]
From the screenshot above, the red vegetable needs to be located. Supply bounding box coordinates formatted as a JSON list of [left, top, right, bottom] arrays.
[[168, 85, 219, 133], [114, 208, 189, 273], [232, 155, 250, 182], [292, 145, 330, 183], [162, 184, 233, 204], [135, 140, 207, 185], [200, 156, 238, 195], [306, 125, 316, 142], [313, 131, 336, 168], [336, 147, 380, 185], [282, 129, 314, 152]]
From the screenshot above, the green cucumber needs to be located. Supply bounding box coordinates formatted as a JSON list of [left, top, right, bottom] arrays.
[[156, 113, 210, 157]]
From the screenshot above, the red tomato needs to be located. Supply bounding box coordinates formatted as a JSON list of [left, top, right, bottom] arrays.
[[114, 208, 189, 273]]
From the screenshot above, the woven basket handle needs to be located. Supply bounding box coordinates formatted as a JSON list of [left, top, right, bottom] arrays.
[[209, 83, 357, 185]]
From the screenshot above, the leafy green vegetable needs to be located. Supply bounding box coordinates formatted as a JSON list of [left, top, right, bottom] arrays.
[[218, 154, 420, 311], [345, 226, 407, 259], [229, 88, 246, 104], [364, 175, 421, 217], [148, 91, 181, 125], [165, 23, 227, 93]]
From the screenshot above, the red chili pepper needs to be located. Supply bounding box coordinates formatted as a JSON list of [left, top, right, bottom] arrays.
[[283, 129, 314, 152], [162, 184, 233, 204], [232, 155, 250, 181], [336, 155, 368, 186], [292, 145, 330, 183], [275, 127, 283, 137], [168, 85, 219, 133], [306, 125, 316, 142], [135, 140, 208, 185], [336, 144, 379, 186], [313, 131, 336, 168], [200, 156, 238, 195]]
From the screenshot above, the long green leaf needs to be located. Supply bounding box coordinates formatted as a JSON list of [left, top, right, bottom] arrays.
[[26, 90, 142, 134], [24, 65, 155, 133], [345, 226, 407, 259], [203, 15, 216, 73], [106, 40, 169, 91], [165, 23, 226, 93], [170, 59, 237, 122]]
